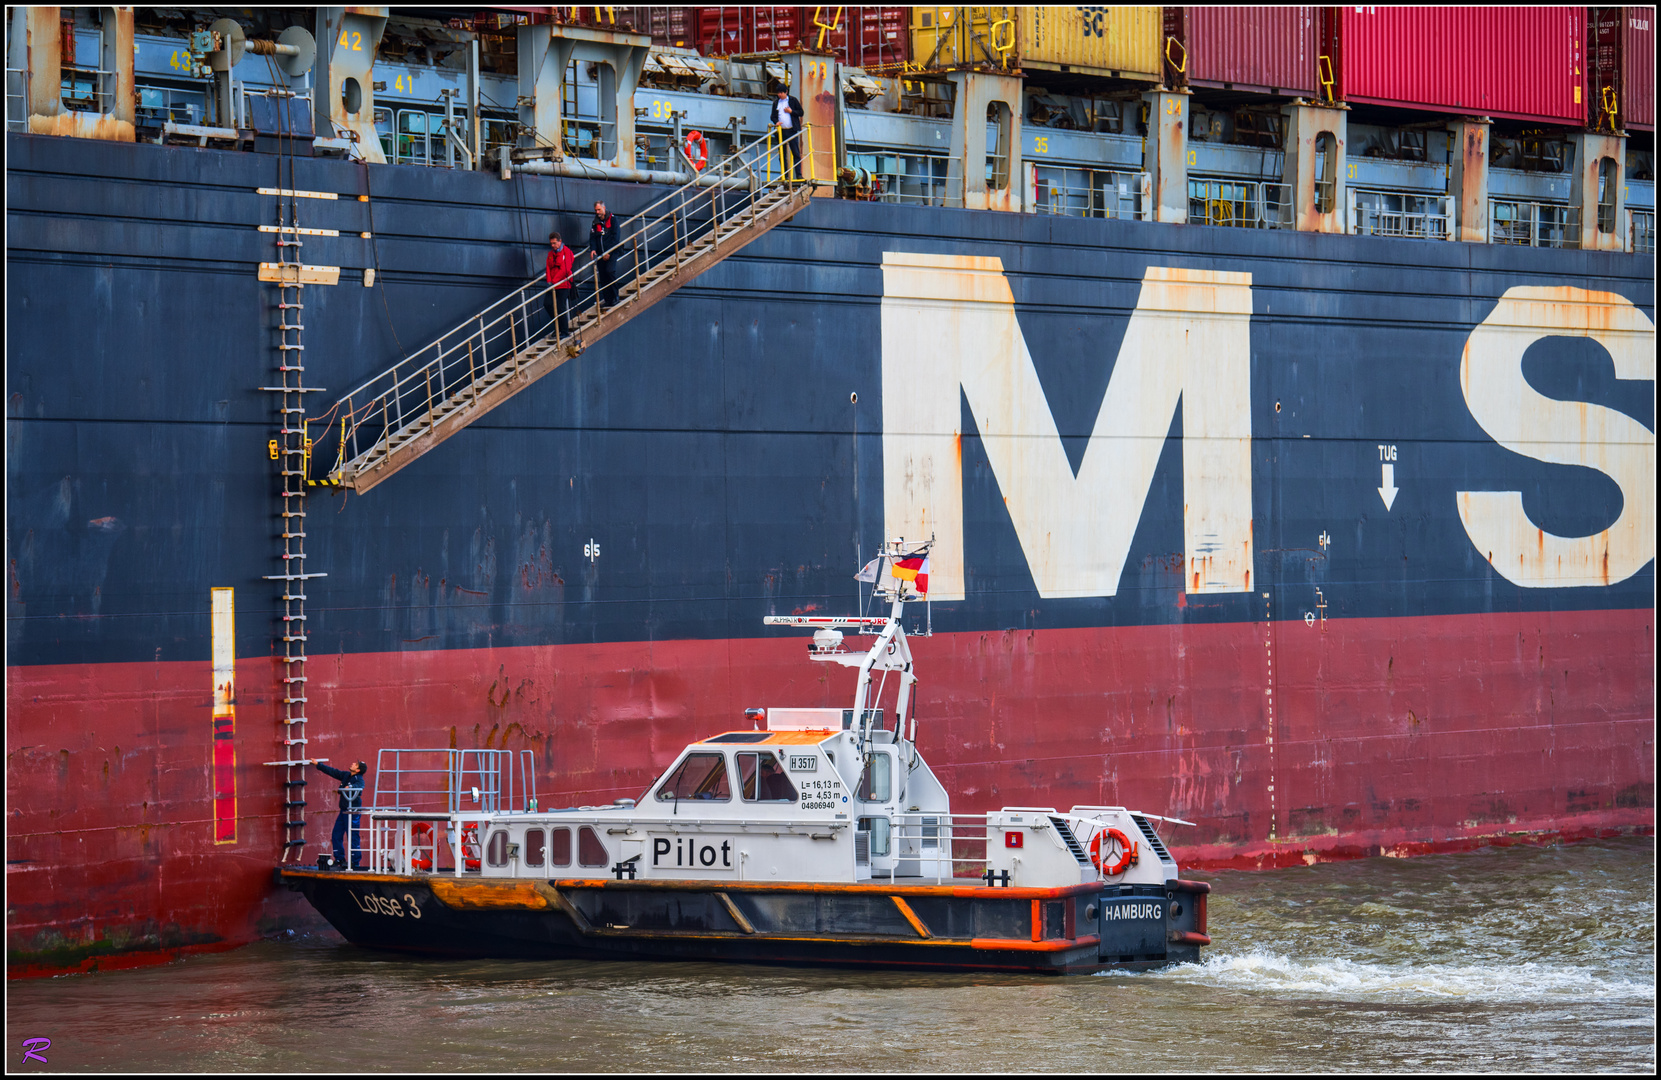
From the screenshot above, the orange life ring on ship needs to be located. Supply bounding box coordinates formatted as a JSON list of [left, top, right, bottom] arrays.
[[460, 822, 481, 872], [684, 130, 707, 172], [411, 821, 434, 871], [1089, 827, 1138, 877]]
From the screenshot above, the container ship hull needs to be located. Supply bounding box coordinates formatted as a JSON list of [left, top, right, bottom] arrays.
[[5, 133, 1654, 975]]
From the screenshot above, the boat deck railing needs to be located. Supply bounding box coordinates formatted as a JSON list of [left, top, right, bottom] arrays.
[[370, 748, 537, 815], [352, 807, 1036, 885]]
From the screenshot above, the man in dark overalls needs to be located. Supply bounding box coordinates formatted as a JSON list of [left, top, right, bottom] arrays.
[[316, 760, 367, 870], [587, 200, 620, 312]]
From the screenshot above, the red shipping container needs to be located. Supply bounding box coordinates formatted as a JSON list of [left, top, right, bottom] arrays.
[[814, 6, 911, 70], [616, 7, 697, 48], [695, 7, 806, 56], [1336, 7, 1584, 124], [1625, 6, 1654, 130], [1186, 6, 1316, 97]]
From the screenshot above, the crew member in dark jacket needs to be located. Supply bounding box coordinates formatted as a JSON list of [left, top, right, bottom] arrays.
[[769, 83, 805, 181], [316, 760, 367, 870], [588, 201, 620, 311]]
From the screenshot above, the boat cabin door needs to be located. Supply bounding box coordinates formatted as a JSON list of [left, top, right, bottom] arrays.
[[855, 745, 898, 878]]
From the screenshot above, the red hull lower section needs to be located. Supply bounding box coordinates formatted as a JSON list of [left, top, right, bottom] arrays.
[[7, 608, 1653, 976]]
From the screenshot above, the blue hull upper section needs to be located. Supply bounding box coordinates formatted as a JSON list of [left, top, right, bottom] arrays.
[[5, 132, 1654, 668]]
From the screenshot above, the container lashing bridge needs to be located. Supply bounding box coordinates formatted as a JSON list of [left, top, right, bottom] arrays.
[[320, 132, 817, 494]]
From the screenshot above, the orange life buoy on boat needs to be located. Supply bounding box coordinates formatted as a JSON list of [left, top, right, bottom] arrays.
[[684, 130, 707, 172], [1089, 827, 1138, 877], [411, 821, 434, 871], [460, 822, 481, 872]]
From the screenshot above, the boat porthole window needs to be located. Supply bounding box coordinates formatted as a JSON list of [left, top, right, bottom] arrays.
[[655, 752, 732, 802], [550, 826, 572, 867], [486, 829, 510, 867], [737, 751, 798, 802], [524, 828, 546, 868], [577, 825, 608, 868]]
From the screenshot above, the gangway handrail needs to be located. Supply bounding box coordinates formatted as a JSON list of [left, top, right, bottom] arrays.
[[329, 129, 791, 411], [324, 126, 820, 487]]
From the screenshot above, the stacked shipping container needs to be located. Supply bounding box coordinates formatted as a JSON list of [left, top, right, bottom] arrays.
[[616, 6, 697, 49], [1624, 7, 1653, 130], [617, 7, 907, 67], [696, 6, 807, 54], [607, 6, 1648, 133], [1181, 5, 1316, 97], [815, 6, 911, 70], [909, 6, 1161, 80], [1331, 6, 1586, 124]]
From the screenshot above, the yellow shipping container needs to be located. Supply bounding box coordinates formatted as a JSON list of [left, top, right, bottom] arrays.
[[909, 7, 1016, 71], [909, 7, 1161, 82], [1020, 6, 1161, 81]]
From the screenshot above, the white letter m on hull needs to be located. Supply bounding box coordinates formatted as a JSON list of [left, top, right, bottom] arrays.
[[880, 252, 1254, 602]]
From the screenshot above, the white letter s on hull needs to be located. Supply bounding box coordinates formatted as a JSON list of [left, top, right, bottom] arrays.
[[1458, 286, 1656, 588]]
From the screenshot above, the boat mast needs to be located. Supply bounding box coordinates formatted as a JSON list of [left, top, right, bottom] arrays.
[[762, 536, 929, 766]]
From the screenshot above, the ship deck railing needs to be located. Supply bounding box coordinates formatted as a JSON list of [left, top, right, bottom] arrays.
[[1489, 197, 1582, 249], [1187, 176, 1295, 230], [1630, 207, 1656, 255], [1349, 187, 1453, 241], [5, 64, 28, 133], [1032, 164, 1150, 220], [844, 145, 963, 207], [350, 807, 1028, 886]]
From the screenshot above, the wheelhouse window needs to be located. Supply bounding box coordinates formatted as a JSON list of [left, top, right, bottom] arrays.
[[524, 828, 546, 868], [737, 751, 798, 802], [577, 825, 609, 867], [856, 751, 891, 803], [486, 829, 510, 867], [655, 752, 732, 802], [550, 826, 572, 867]]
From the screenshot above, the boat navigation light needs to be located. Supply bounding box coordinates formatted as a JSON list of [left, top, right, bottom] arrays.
[[812, 628, 844, 653], [471, 786, 480, 803]]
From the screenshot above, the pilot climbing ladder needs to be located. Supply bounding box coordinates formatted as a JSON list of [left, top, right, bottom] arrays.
[[324, 133, 817, 494]]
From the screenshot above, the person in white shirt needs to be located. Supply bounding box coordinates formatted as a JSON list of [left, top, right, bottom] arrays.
[[769, 82, 805, 181]]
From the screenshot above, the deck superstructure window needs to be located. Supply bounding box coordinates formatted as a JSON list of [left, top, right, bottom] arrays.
[[858, 816, 891, 857], [524, 828, 545, 868], [857, 751, 891, 803], [577, 826, 608, 867], [550, 826, 572, 867], [656, 752, 732, 801], [486, 829, 510, 867], [737, 752, 798, 801]]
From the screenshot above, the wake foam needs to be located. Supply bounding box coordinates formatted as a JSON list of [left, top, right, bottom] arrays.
[[1107, 950, 1656, 1003]]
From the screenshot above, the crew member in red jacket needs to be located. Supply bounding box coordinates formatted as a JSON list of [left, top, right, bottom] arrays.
[[545, 230, 576, 342]]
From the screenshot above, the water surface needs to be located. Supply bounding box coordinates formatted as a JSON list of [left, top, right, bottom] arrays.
[[8, 837, 1653, 1072]]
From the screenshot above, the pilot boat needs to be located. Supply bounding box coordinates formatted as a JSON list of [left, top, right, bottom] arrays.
[[278, 542, 1212, 974]]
